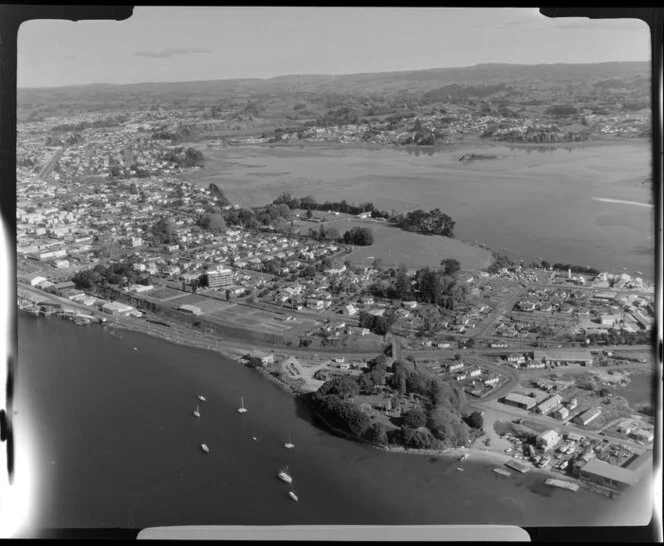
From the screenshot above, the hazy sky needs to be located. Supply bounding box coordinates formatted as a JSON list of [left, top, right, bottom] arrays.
[[17, 7, 650, 88]]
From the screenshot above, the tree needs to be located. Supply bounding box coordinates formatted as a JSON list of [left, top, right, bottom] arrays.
[[306, 209, 313, 219], [152, 218, 177, 244], [440, 258, 460, 276], [342, 227, 373, 246], [365, 422, 388, 446], [198, 212, 226, 233], [467, 411, 483, 429], [402, 407, 427, 428], [317, 375, 360, 399], [394, 268, 411, 300]]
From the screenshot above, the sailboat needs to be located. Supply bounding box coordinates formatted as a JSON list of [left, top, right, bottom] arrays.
[[198, 395, 206, 402], [193, 405, 200, 418], [288, 490, 299, 502], [284, 433, 295, 449], [277, 466, 293, 484], [200, 444, 209, 454], [237, 396, 248, 414]]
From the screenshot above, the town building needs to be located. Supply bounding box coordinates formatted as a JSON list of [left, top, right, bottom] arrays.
[[248, 351, 274, 365], [535, 394, 563, 415], [574, 407, 601, 426], [179, 304, 202, 315], [536, 430, 561, 451], [553, 407, 569, 420], [630, 429, 654, 444], [502, 392, 536, 410], [532, 349, 593, 366], [206, 268, 233, 289]]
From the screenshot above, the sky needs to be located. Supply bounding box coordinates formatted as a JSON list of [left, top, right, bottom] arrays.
[[17, 7, 651, 88]]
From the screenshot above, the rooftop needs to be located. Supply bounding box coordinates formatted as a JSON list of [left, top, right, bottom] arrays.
[[580, 459, 638, 486]]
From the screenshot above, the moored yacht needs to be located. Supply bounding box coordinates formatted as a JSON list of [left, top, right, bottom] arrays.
[[277, 466, 292, 484]]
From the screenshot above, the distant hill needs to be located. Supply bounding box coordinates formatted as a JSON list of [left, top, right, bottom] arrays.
[[17, 61, 650, 120]]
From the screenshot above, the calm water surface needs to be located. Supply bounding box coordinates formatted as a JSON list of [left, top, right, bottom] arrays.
[[15, 314, 653, 531]]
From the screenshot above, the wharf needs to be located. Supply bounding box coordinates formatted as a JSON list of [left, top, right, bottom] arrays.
[[544, 478, 580, 492]]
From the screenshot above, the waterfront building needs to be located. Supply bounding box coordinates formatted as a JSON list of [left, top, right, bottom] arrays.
[[501, 392, 536, 410], [577, 458, 643, 491], [101, 301, 135, 316], [248, 351, 274, 365]]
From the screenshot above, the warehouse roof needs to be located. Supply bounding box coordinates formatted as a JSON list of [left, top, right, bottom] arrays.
[[580, 459, 637, 486], [533, 349, 593, 362], [504, 393, 536, 406]]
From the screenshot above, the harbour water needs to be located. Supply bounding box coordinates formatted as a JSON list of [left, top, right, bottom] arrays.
[[15, 313, 654, 531]]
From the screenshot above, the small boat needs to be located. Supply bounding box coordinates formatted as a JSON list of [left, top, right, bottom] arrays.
[[237, 396, 248, 414], [133, 347, 138, 351], [278, 466, 293, 484], [288, 490, 299, 502], [201, 444, 209, 454], [456, 467, 464, 472], [198, 395, 206, 402], [193, 405, 200, 418], [252, 436, 257, 441], [284, 433, 295, 449]]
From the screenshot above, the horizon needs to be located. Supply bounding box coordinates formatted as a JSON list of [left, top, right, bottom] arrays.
[[17, 7, 649, 89], [16, 59, 652, 92]]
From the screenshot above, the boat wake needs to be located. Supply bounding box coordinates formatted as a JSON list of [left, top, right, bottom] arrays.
[[592, 197, 653, 208]]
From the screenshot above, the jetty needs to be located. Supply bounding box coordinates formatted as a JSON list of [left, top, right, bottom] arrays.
[[493, 468, 512, 477], [544, 479, 580, 492]]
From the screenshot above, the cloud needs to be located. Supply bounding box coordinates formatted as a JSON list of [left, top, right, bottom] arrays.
[[134, 47, 211, 58]]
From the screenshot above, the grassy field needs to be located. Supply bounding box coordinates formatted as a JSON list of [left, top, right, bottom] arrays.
[[303, 217, 492, 272]]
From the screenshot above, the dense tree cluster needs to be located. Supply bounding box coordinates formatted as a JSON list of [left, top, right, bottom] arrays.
[[161, 146, 204, 168], [50, 114, 128, 133], [358, 310, 395, 336], [197, 211, 226, 233], [342, 227, 374, 246], [390, 209, 455, 237], [487, 253, 515, 274], [273, 193, 383, 217], [73, 261, 151, 289], [550, 263, 600, 276], [545, 104, 578, 117], [316, 107, 360, 127], [45, 132, 83, 146], [151, 217, 178, 244]]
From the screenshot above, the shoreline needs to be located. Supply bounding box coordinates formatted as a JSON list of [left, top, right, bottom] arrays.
[[22, 311, 633, 496], [197, 136, 648, 152]]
